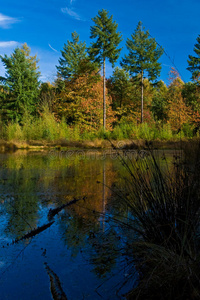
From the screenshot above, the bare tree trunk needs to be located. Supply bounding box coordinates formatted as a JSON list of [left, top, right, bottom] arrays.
[[141, 70, 144, 123], [103, 58, 106, 130]]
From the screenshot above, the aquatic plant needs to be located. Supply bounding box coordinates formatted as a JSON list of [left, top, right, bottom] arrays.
[[113, 143, 200, 299]]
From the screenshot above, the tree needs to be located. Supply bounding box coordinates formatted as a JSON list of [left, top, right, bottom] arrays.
[[182, 81, 200, 112], [0, 44, 40, 121], [53, 62, 115, 131], [151, 81, 168, 123], [167, 69, 192, 131], [107, 67, 132, 109], [89, 9, 122, 130], [39, 82, 56, 112], [121, 21, 164, 123], [187, 35, 200, 80], [56, 31, 88, 80]]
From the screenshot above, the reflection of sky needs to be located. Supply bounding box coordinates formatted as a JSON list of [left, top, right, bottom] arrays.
[[0, 261, 5, 268], [0, 152, 130, 299], [0, 150, 178, 299]]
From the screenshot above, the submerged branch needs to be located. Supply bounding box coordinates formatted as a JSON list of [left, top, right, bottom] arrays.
[[44, 262, 68, 300], [13, 221, 54, 244]]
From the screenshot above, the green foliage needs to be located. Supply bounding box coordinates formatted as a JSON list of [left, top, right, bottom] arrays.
[[151, 81, 168, 122], [89, 9, 122, 66], [96, 127, 111, 139], [121, 21, 164, 81], [56, 31, 88, 80], [181, 123, 194, 138], [111, 123, 134, 139], [137, 123, 155, 140], [39, 82, 56, 111], [107, 67, 132, 109], [7, 121, 24, 140], [0, 44, 40, 121], [89, 9, 122, 130], [182, 81, 200, 111], [3, 117, 197, 142], [121, 21, 164, 123], [187, 35, 200, 80]]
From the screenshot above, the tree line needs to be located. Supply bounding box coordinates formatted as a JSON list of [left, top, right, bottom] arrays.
[[0, 9, 200, 139]]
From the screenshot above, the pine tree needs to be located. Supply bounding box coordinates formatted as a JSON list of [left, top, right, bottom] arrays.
[[187, 35, 200, 80], [56, 31, 88, 80], [89, 9, 122, 130], [0, 44, 40, 121], [121, 21, 164, 123]]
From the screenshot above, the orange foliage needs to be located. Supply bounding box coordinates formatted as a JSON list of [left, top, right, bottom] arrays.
[[54, 72, 115, 131], [167, 69, 192, 130]]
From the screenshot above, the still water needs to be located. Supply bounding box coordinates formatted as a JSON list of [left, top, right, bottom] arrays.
[[0, 149, 143, 300]]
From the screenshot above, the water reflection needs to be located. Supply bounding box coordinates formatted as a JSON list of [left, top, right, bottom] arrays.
[[0, 150, 128, 299], [0, 149, 175, 299]]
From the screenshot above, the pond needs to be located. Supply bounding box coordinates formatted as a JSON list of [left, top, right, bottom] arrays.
[[0, 148, 176, 299], [0, 148, 141, 300]]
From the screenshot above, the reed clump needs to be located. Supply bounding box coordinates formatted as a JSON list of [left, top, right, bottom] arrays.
[[117, 144, 200, 299]]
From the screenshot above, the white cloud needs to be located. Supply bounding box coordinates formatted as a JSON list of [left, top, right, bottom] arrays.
[[0, 13, 19, 28], [61, 7, 82, 21], [0, 41, 19, 48], [48, 43, 58, 53]]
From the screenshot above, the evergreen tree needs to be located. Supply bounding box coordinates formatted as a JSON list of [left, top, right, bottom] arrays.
[[187, 35, 200, 80], [182, 81, 200, 112], [121, 21, 164, 123], [107, 67, 132, 109], [56, 31, 88, 80], [89, 9, 122, 129], [0, 44, 40, 121]]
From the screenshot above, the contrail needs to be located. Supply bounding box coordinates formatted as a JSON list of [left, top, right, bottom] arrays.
[[48, 43, 58, 53]]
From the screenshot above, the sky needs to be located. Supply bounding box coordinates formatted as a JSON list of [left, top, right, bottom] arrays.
[[0, 0, 200, 84]]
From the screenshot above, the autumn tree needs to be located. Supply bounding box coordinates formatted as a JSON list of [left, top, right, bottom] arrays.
[[0, 44, 40, 121], [167, 69, 192, 131], [56, 31, 88, 80], [121, 21, 164, 123], [54, 60, 115, 130], [89, 9, 122, 130], [187, 35, 200, 80]]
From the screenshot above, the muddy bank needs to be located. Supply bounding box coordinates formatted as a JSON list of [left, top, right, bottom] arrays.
[[0, 138, 199, 153]]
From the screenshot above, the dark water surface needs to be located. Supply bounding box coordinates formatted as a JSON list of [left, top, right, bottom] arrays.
[[0, 149, 142, 300]]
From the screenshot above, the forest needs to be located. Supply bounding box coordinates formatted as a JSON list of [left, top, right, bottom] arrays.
[[0, 9, 200, 143]]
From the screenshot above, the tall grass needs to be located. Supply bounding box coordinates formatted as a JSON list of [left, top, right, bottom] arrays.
[[5, 108, 77, 142], [114, 145, 200, 299], [2, 110, 198, 142]]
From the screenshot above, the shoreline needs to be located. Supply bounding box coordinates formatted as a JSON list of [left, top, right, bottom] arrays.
[[0, 138, 199, 153]]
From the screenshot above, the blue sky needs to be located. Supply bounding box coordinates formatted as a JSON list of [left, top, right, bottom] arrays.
[[0, 0, 200, 84]]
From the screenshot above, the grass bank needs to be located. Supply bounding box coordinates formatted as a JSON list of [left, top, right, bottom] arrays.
[[0, 109, 199, 151], [1, 108, 199, 140]]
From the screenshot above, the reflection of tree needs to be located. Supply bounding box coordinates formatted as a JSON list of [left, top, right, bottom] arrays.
[[58, 212, 100, 258], [86, 227, 122, 278], [0, 151, 125, 278], [3, 168, 39, 240]]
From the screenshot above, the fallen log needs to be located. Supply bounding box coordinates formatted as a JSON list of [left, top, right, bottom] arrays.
[[47, 197, 84, 221], [13, 221, 54, 244]]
